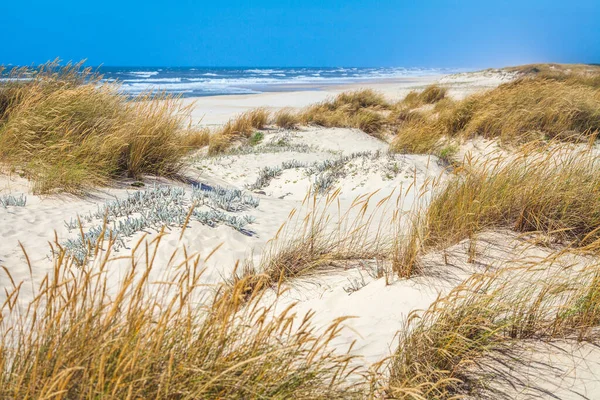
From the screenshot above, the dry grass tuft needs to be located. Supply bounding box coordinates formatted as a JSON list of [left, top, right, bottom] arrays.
[[390, 144, 600, 277], [507, 63, 600, 88], [387, 256, 600, 398], [400, 84, 448, 109], [333, 88, 389, 110], [181, 127, 210, 149], [0, 233, 365, 398], [237, 189, 400, 295], [352, 108, 386, 135], [391, 77, 600, 154], [299, 89, 390, 136], [274, 107, 301, 129], [208, 108, 270, 154], [407, 84, 448, 107], [0, 61, 196, 193], [423, 146, 600, 250]]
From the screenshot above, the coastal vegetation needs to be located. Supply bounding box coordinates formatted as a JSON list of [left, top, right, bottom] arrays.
[[0, 61, 205, 194], [391, 75, 600, 154], [208, 108, 269, 154], [0, 237, 363, 399], [387, 255, 600, 398]]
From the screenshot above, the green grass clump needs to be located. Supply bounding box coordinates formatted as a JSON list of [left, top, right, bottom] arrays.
[[249, 131, 264, 146], [0, 61, 196, 194]]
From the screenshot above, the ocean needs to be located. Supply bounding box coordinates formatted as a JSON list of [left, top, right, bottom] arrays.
[[98, 67, 464, 97]]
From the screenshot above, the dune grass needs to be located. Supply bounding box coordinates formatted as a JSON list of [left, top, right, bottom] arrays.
[[273, 107, 300, 129], [425, 146, 600, 250], [401, 84, 448, 108], [507, 63, 600, 88], [299, 89, 389, 136], [391, 77, 600, 155], [0, 61, 201, 194], [387, 255, 600, 398], [0, 232, 364, 399], [208, 89, 391, 151], [232, 189, 400, 298], [391, 144, 600, 278], [208, 108, 270, 154], [181, 127, 210, 149]]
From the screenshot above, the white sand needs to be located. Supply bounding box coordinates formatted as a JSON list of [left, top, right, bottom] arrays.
[[3, 70, 599, 397]]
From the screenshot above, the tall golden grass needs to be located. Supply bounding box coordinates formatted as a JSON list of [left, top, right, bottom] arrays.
[[207, 89, 391, 150], [208, 108, 269, 154], [391, 77, 600, 154], [389, 143, 600, 278], [387, 254, 600, 398], [0, 61, 200, 194], [424, 145, 600, 250], [299, 89, 389, 136], [233, 188, 404, 298], [507, 63, 600, 88], [0, 232, 364, 398], [401, 84, 448, 108], [273, 107, 300, 129]]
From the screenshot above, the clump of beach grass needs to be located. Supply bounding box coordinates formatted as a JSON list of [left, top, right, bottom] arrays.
[[386, 255, 600, 398], [299, 89, 390, 136], [401, 84, 448, 108], [274, 107, 301, 129], [0, 61, 198, 194], [181, 127, 210, 149], [424, 145, 600, 250], [391, 77, 600, 154], [0, 233, 365, 399], [391, 143, 600, 278], [234, 189, 404, 298], [507, 63, 600, 88], [208, 108, 270, 154]]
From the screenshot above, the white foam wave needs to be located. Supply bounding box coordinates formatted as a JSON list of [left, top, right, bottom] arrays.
[[121, 78, 182, 83], [127, 71, 159, 78], [244, 69, 285, 74]]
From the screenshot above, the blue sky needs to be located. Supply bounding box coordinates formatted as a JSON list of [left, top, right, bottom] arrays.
[[1, 0, 598, 67]]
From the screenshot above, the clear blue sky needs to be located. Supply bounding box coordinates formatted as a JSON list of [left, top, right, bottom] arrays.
[[1, 0, 598, 68]]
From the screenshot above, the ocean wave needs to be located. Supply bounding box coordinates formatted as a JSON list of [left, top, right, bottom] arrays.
[[119, 81, 261, 95], [244, 69, 285, 74], [121, 78, 182, 83], [127, 71, 159, 78], [96, 66, 467, 97]]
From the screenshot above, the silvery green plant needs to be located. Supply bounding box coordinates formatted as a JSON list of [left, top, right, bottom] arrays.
[[312, 173, 336, 194], [247, 166, 284, 190], [247, 150, 386, 192], [63, 184, 257, 264], [1, 193, 27, 208], [192, 184, 259, 211]]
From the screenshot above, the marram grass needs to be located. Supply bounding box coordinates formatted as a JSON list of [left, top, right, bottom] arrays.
[[0, 61, 203, 194], [0, 233, 365, 399]]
